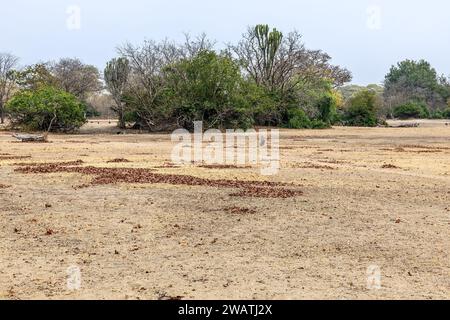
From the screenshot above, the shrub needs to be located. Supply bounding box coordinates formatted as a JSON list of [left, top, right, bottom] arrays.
[[310, 119, 330, 129], [344, 90, 379, 127], [442, 108, 450, 119], [6, 86, 86, 132], [286, 108, 311, 129], [393, 102, 429, 119], [430, 110, 443, 119]]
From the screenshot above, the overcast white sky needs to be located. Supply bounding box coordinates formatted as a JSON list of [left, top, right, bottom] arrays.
[[1, 0, 449, 85]]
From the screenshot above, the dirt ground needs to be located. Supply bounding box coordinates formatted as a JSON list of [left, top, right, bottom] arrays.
[[0, 120, 449, 300]]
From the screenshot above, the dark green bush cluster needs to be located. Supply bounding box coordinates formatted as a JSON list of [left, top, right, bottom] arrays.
[[443, 108, 450, 119], [6, 86, 86, 132], [393, 102, 429, 119], [342, 90, 380, 127]]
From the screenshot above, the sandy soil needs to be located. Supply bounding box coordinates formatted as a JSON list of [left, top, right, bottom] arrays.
[[0, 121, 449, 300]]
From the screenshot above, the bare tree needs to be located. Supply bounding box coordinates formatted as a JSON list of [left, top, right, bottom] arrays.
[[230, 25, 352, 93], [117, 34, 214, 130], [0, 53, 19, 124], [52, 58, 102, 100]]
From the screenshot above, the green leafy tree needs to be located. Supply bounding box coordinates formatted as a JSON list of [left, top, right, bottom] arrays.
[[104, 57, 130, 129], [6, 86, 86, 132], [384, 59, 449, 113], [164, 50, 251, 130]]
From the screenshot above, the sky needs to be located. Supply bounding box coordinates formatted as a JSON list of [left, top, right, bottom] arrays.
[[1, 0, 449, 85]]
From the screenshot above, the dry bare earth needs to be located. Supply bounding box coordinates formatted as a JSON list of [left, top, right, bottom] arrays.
[[0, 121, 449, 300]]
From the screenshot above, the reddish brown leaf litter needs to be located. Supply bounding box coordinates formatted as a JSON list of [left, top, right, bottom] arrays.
[[401, 144, 450, 150], [0, 155, 31, 161], [13, 160, 84, 167], [383, 145, 448, 153], [106, 158, 131, 163], [382, 164, 401, 169], [0, 184, 11, 189], [14, 162, 302, 198], [198, 164, 251, 169], [293, 162, 335, 170], [225, 206, 257, 215], [230, 186, 304, 198], [154, 162, 180, 169]]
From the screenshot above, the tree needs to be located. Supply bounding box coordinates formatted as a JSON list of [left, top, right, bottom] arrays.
[[14, 63, 58, 90], [104, 58, 130, 128], [118, 35, 214, 130], [164, 50, 251, 129], [230, 24, 352, 127], [0, 53, 19, 123], [52, 58, 102, 100], [384, 59, 449, 113], [230, 24, 352, 93], [6, 86, 86, 132]]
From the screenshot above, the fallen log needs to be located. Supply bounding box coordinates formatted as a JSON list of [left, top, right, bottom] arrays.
[[12, 133, 48, 142]]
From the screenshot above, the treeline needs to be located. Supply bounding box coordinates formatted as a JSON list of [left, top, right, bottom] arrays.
[[340, 60, 450, 121], [1, 25, 449, 132]]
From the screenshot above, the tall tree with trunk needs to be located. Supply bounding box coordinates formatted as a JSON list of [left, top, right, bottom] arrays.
[[104, 58, 130, 128], [230, 24, 352, 93], [0, 53, 19, 124], [52, 58, 102, 100]]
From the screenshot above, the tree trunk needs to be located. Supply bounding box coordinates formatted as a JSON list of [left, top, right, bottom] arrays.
[[0, 105, 4, 124], [118, 110, 126, 129]]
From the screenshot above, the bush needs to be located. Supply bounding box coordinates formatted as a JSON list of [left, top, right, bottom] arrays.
[[344, 90, 379, 127], [442, 108, 450, 119], [430, 110, 443, 119], [85, 104, 100, 118], [310, 119, 330, 129], [286, 108, 311, 129], [393, 102, 429, 119], [6, 86, 86, 132]]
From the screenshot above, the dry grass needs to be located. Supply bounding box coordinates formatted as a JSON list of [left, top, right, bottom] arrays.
[[0, 121, 449, 300]]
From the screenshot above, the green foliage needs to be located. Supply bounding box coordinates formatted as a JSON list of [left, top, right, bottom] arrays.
[[316, 92, 338, 124], [340, 84, 384, 100], [253, 24, 283, 88], [164, 50, 252, 130], [385, 60, 438, 91], [286, 108, 311, 129], [6, 86, 86, 132], [14, 64, 58, 90], [344, 90, 379, 127], [384, 59, 449, 112], [393, 102, 429, 119], [440, 108, 450, 119]]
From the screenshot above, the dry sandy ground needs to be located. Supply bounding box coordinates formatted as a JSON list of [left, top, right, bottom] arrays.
[[0, 121, 449, 300]]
